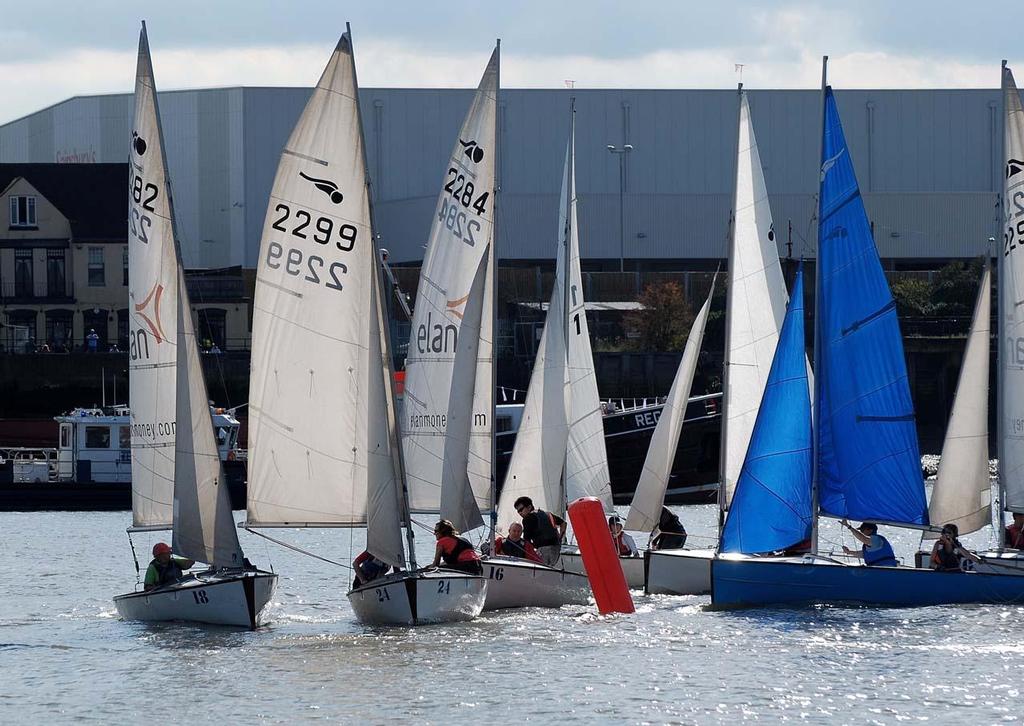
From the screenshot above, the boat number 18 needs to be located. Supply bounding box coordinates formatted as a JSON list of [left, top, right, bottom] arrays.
[[192, 590, 208, 604]]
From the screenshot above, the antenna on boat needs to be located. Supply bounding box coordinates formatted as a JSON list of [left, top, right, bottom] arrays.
[[810, 54, 828, 556]]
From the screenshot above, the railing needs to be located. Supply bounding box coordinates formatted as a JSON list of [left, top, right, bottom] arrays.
[[185, 276, 246, 300], [0, 280, 75, 302]]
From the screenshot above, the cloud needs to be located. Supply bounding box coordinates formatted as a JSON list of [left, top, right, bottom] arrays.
[[0, 39, 1012, 125]]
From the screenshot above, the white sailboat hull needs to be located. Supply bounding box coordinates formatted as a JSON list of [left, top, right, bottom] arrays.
[[560, 550, 645, 590], [113, 570, 278, 629], [481, 556, 592, 610], [347, 569, 486, 625], [644, 548, 715, 595]]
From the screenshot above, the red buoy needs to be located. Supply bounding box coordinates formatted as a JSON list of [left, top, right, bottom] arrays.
[[567, 497, 635, 615]]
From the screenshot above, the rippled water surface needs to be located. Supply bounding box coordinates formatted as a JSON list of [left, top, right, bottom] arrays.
[[2, 507, 1022, 723]]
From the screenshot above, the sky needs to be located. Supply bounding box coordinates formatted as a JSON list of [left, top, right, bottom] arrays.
[[1, 0, 1020, 124]]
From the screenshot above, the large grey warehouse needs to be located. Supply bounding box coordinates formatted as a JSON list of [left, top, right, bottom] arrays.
[[0, 86, 1005, 269]]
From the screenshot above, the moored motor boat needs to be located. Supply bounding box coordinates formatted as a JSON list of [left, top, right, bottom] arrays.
[[114, 569, 278, 629]]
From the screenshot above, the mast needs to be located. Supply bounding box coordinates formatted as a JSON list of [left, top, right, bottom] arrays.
[[347, 22, 418, 569], [996, 60, 1008, 552], [717, 82, 744, 535], [561, 98, 576, 517], [810, 55, 828, 555], [490, 39, 501, 552]]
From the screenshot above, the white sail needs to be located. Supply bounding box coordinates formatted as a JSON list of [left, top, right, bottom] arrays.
[[495, 139, 574, 527], [564, 130, 613, 507], [625, 284, 715, 533], [1002, 65, 1024, 514], [172, 272, 245, 566], [127, 25, 180, 530], [720, 91, 789, 509], [403, 48, 498, 532], [926, 263, 991, 537], [246, 34, 405, 567]]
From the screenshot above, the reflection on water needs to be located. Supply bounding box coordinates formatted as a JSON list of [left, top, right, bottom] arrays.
[[1, 509, 1022, 722]]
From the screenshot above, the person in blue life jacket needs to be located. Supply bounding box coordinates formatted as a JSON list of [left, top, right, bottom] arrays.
[[144, 542, 195, 591], [929, 523, 981, 572], [840, 521, 898, 566]]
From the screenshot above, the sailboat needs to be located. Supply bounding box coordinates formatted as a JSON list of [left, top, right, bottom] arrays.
[[402, 45, 499, 537], [113, 23, 277, 629], [711, 59, 1024, 608], [484, 102, 607, 610], [917, 261, 992, 559], [643, 84, 790, 596], [242, 27, 485, 626], [610, 282, 715, 591]]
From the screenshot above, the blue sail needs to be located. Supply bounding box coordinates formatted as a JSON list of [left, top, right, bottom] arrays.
[[721, 266, 812, 553], [815, 88, 928, 525]]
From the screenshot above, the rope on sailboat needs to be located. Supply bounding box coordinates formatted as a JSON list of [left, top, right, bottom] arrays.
[[126, 530, 141, 586], [242, 527, 353, 571]]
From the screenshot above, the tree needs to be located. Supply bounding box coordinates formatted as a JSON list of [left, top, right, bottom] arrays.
[[625, 281, 694, 351], [891, 277, 933, 317]]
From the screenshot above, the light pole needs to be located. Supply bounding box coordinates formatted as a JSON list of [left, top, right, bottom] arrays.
[[607, 144, 633, 272]]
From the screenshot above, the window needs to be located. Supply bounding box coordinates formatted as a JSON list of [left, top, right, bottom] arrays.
[[118, 426, 131, 449], [9, 195, 36, 227], [45, 309, 73, 349], [122, 246, 129, 286], [85, 426, 111, 449], [88, 247, 105, 286], [14, 250, 33, 298], [82, 309, 107, 350], [59, 424, 71, 449], [197, 308, 227, 350], [46, 249, 66, 297]]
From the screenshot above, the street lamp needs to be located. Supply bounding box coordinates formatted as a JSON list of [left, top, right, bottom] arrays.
[[607, 143, 633, 272]]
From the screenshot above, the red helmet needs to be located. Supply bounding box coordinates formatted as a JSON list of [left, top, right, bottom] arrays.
[[152, 542, 172, 557]]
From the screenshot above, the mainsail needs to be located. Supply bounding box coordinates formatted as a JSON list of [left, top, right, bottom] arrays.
[[815, 87, 927, 525], [402, 48, 498, 531], [926, 262, 991, 538], [1000, 63, 1024, 514], [128, 24, 180, 530], [720, 89, 790, 509], [497, 112, 612, 527], [246, 34, 405, 567], [720, 265, 812, 554], [625, 282, 715, 533]]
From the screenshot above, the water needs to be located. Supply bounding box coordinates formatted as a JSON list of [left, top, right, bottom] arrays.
[[2, 507, 1021, 723]]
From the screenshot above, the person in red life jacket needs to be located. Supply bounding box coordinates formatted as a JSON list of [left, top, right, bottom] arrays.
[[929, 523, 980, 572], [429, 519, 483, 575], [840, 520, 898, 566], [1005, 512, 1024, 549], [514, 496, 567, 567], [144, 542, 195, 591], [608, 515, 639, 557], [352, 550, 391, 588], [494, 522, 543, 563]]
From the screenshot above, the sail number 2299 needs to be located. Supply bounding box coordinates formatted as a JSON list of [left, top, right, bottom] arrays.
[[266, 241, 347, 291]]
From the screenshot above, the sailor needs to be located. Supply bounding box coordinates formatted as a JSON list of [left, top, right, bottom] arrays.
[[650, 507, 688, 551], [495, 522, 543, 562], [514, 496, 566, 566], [352, 550, 391, 587], [144, 542, 195, 591], [609, 515, 639, 557], [1005, 512, 1024, 550], [930, 523, 980, 572], [840, 521, 898, 567], [86, 329, 99, 353], [430, 520, 483, 575]]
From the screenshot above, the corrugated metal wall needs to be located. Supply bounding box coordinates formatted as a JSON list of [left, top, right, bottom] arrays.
[[0, 86, 1004, 267]]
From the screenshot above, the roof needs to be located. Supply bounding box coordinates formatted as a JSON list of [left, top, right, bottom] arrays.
[[0, 163, 126, 242]]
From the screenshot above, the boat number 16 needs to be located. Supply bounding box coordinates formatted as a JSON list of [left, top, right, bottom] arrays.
[[487, 566, 504, 580]]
